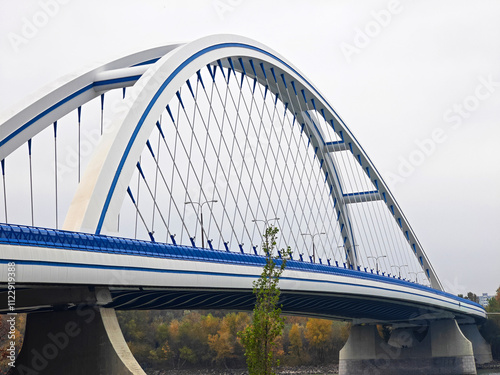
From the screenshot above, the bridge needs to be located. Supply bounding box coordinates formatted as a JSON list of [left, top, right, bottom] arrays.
[[0, 35, 491, 374]]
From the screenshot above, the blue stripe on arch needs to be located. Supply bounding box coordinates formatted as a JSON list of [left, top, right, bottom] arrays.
[[0, 73, 151, 150], [93, 75, 143, 87], [0, 83, 93, 149]]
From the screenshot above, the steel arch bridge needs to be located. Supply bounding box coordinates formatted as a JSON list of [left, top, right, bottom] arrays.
[[0, 34, 440, 287], [0, 35, 489, 375]]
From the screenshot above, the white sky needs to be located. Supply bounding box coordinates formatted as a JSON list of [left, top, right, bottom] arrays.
[[0, 0, 499, 295]]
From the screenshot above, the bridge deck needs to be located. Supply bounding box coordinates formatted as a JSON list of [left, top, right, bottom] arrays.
[[0, 224, 485, 323]]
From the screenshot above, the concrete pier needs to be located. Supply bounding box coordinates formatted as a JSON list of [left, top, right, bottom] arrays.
[[8, 298, 145, 374], [460, 323, 493, 365], [339, 320, 477, 375]]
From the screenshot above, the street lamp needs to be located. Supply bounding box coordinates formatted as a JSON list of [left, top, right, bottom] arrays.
[[409, 271, 425, 283], [252, 217, 280, 228], [301, 232, 326, 263], [252, 217, 279, 254], [390, 264, 408, 278], [185, 199, 218, 249], [367, 255, 387, 273]]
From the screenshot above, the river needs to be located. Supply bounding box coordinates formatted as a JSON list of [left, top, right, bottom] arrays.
[[153, 365, 500, 375]]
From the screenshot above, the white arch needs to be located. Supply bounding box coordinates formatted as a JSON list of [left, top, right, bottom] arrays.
[[0, 45, 181, 161]]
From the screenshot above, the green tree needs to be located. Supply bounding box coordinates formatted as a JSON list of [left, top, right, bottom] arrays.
[[486, 287, 500, 313], [481, 286, 500, 360], [487, 296, 500, 313], [467, 292, 479, 303], [458, 292, 480, 303], [239, 225, 291, 375]]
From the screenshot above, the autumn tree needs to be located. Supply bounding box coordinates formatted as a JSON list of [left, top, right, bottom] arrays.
[[239, 225, 291, 375], [287, 323, 304, 365], [209, 326, 234, 368], [0, 314, 26, 374], [164, 319, 181, 368], [201, 313, 220, 337], [148, 320, 173, 365], [305, 318, 333, 363]]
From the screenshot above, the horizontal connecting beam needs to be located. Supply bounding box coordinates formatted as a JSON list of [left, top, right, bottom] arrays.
[[343, 191, 382, 204], [93, 65, 153, 92], [324, 141, 349, 152]]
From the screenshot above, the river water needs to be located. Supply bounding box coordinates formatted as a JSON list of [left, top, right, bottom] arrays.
[[295, 372, 499, 375], [298, 371, 500, 375]]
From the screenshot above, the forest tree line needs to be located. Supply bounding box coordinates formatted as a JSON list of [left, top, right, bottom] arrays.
[[115, 310, 350, 371], [1, 286, 499, 372], [480, 287, 500, 359]]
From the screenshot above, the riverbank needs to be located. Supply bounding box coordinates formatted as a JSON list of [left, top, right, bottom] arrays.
[[478, 360, 500, 370], [147, 364, 339, 375], [147, 360, 500, 375]]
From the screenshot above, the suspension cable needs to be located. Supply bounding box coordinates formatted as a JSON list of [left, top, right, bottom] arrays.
[[77, 106, 81, 183], [53, 121, 58, 229], [134, 155, 141, 239], [28, 139, 34, 226], [1, 159, 7, 223]]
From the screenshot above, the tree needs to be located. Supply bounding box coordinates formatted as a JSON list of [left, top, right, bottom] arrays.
[[305, 318, 333, 362], [487, 296, 500, 313], [458, 292, 479, 303], [481, 286, 500, 361], [330, 320, 350, 356], [287, 323, 304, 364], [0, 314, 26, 374], [208, 324, 234, 368], [467, 292, 479, 303], [239, 225, 291, 375]]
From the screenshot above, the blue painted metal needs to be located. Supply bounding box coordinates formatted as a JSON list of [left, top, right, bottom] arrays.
[[0, 223, 484, 315], [131, 58, 161, 67]]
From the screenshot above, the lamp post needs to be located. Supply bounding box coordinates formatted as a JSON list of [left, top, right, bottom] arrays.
[[409, 271, 425, 283], [251, 217, 280, 232], [185, 199, 218, 249], [367, 255, 387, 273], [390, 264, 408, 278], [252, 217, 279, 254], [301, 232, 326, 263]]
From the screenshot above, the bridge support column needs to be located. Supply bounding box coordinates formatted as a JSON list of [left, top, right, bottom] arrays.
[[387, 327, 419, 348], [459, 324, 493, 364], [339, 320, 476, 375], [9, 294, 145, 374]]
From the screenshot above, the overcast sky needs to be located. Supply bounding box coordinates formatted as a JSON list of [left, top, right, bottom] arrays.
[[0, 0, 499, 295]]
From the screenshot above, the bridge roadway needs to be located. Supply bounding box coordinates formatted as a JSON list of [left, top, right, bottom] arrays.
[[0, 223, 485, 324]]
